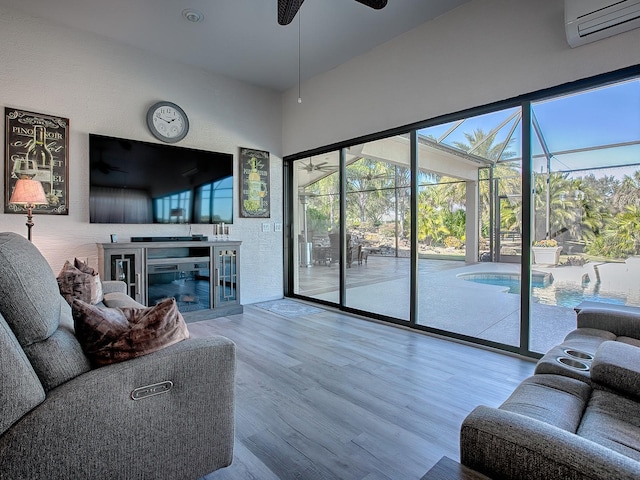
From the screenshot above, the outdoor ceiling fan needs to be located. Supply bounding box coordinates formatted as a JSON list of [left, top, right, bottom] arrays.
[[278, 0, 388, 25], [299, 158, 337, 173]]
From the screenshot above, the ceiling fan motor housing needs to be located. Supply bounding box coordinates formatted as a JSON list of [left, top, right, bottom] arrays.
[[278, 0, 388, 25]]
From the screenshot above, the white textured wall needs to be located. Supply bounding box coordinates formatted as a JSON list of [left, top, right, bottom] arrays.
[[282, 0, 640, 155], [0, 6, 284, 305]]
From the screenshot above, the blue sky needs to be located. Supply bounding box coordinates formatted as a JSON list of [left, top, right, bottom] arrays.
[[419, 77, 640, 176], [534, 78, 640, 152]]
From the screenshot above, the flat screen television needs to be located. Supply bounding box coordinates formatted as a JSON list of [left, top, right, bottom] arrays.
[[89, 134, 233, 224]]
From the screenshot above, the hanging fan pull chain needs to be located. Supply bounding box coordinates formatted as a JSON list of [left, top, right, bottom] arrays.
[[298, 9, 302, 104]]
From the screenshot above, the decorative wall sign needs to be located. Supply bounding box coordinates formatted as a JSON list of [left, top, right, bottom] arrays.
[[4, 108, 69, 214], [239, 147, 270, 218]]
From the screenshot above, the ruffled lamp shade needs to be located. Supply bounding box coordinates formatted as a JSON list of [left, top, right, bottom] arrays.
[[9, 179, 48, 241]]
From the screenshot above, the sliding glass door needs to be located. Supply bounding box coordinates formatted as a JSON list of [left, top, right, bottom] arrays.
[[286, 71, 640, 357], [343, 136, 411, 321], [528, 78, 640, 354], [292, 151, 340, 302], [415, 107, 523, 346]]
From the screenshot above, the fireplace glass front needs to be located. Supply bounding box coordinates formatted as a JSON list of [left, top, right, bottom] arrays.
[[147, 260, 210, 312]]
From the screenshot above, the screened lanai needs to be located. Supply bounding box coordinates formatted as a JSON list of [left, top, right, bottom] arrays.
[[288, 76, 640, 356]]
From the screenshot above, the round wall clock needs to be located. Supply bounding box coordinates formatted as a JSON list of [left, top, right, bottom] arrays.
[[146, 101, 189, 143]]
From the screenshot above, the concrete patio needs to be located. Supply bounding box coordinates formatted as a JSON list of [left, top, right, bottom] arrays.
[[296, 255, 640, 354]]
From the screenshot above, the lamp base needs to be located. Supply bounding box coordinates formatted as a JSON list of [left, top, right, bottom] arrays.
[[25, 205, 35, 242]]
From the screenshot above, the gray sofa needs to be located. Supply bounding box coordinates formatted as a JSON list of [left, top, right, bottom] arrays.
[[460, 305, 640, 479], [0, 232, 236, 479]]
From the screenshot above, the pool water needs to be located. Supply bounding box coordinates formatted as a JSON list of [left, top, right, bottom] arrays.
[[467, 275, 545, 294], [460, 272, 627, 308], [534, 283, 626, 309]]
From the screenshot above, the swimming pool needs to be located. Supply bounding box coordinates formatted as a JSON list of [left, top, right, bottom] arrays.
[[459, 272, 627, 308]]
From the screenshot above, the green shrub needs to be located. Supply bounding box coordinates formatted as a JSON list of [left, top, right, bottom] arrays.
[[444, 236, 463, 249], [562, 256, 587, 267]]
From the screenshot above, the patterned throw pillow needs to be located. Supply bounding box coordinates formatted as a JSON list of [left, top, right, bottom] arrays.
[[56, 259, 104, 305], [71, 297, 189, 367]]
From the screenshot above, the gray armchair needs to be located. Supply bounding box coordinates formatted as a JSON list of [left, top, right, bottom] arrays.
[[0, 232, 235, 479]]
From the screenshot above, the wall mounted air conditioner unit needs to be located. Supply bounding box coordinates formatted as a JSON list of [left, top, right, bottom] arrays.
[[565, 0, 640, 47]]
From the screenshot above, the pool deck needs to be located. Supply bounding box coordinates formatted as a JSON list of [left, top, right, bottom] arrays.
[[296, 255, 640, 353]]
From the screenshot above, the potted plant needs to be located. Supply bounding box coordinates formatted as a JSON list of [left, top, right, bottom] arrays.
[[532, 239, 563, 266]]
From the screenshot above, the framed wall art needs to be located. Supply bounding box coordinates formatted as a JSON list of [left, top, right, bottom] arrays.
[[4, 108, 69, 214], [239, 147, 270, 218]]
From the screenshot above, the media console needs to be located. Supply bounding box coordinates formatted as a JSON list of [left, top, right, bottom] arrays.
[[98, 240, 242, 322]]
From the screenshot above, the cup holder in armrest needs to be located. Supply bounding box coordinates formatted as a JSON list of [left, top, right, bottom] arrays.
[[556, 357, 590, 371], [563, 349, 594, 361]]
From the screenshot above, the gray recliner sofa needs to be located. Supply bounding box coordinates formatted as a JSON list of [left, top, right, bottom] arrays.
[[533, 305, 640, 382], [460, 305, 640, 479], [0, 232, 236, 479]]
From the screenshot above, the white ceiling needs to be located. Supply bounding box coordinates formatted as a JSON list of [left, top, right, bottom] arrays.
[[0, 0, 470, 92]]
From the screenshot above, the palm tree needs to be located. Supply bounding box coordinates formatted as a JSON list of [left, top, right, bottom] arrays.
[[613, 170, 640, 212], [454, 128, 520, 252], [416, 192, 449, 246], [569, 174, 611, 245], [616, 205, 640, 254], [304, 171, 339, 234], [533, 172, 581, 241], [587, 205, 640, 259], [346, 157, 396, 226]]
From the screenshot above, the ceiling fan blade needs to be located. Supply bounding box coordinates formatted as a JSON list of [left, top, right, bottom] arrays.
[[278, 0, 305, 25], [279, 0, 386, 26], [354, 0, 388, 10]]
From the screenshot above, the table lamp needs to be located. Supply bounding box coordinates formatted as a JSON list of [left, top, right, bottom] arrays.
[[9, 178, 48, 241]]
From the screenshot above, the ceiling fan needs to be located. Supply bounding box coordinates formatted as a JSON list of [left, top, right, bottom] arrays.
[[299, 158, 337, 173], [278, 0, 388, 25]]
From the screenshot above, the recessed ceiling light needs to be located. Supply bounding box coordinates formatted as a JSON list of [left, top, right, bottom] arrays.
[[182, 8, 203, 23]]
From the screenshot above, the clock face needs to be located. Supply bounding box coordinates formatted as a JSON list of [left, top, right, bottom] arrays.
[[146, 102, 189, 143]]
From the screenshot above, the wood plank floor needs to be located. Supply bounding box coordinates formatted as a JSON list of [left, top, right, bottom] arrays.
[[193, 303, 536, 480]]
